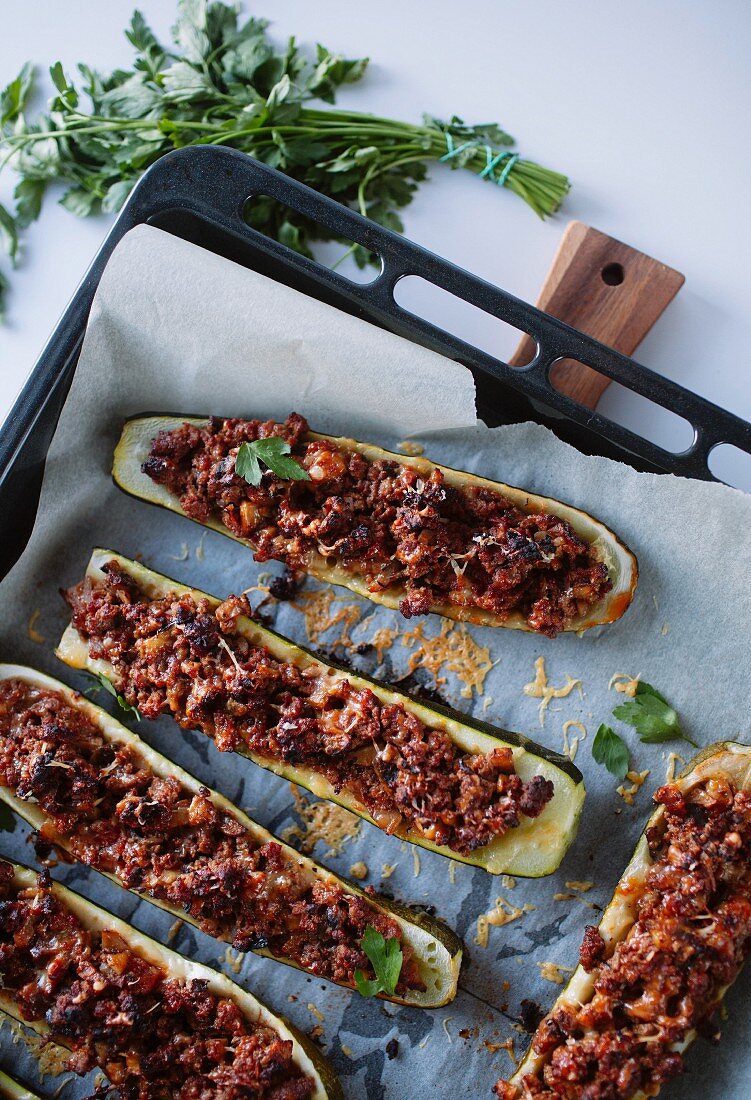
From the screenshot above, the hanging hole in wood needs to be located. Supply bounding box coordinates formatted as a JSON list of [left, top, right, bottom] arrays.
[[600, 262, 625, 286]]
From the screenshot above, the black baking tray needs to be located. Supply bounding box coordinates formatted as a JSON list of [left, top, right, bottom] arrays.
[[1, 144, 750, 582]]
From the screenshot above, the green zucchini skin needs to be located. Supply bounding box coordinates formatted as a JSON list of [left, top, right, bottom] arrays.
[[0, 663, 461, 1008], [0, 862, 341, 1100], [508, 742, 751, 1099], [0, 1069, 39, 1100], [112, 414, 638, 634], [56, 549, 585, 878]]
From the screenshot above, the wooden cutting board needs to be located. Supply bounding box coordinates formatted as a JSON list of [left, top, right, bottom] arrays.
[[509, 221, 685, 409]]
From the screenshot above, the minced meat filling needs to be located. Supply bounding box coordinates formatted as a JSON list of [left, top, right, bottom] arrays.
[[495, 776, 751, 1100], [0, 679, 422, 994], [142, 414, 611, 637], [63, 562, 554, 857], [0, 861, 314, 1099]]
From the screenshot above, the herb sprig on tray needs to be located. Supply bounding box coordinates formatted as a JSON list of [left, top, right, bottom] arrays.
[[0, 0, 570, 318], [592, 679, 697, 779]]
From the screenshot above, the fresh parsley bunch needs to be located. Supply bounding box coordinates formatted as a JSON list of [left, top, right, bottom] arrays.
[[0, 0, 570, 318]]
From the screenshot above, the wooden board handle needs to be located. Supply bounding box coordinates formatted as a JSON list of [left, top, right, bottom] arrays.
[[508, 221, 685, 409]]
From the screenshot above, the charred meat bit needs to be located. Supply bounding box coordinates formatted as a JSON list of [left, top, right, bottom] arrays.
[[496, 776, 751, 1099], [62, 568, 554, 857], [0, 678, 422, 995], [142, 414, 611, 636], [0, 862, 314, 1099]]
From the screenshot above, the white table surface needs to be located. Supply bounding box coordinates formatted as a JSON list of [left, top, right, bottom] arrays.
[[1, 0, 750, 488]]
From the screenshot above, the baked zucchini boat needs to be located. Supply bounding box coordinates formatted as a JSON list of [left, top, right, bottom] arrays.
[[57, 549, 585, 877], [0, 1070, 39, 1100], [113, 413, 637, 637], [0, 665, 461, 1008], [0, 860, 339, 1099], [497, 742, 751, 1100]]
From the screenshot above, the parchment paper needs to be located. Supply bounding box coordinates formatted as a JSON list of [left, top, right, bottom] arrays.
[[1, 225, 750, 1100]]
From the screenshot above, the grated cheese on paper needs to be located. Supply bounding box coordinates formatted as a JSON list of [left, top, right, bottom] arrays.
[[537, 961, 574, 985], [401, 619, 494, 699], [448, 860, 457, 884], [220, 944, 244, 974], [608, 672, 640, 697], [412, 848, 421, 878], [166, 918, 184, 944], [281, 783, 360, 857], [617, 769, 650, 806], [561, 719, 587, 761], [524, 656, 581, 726], [475, 895, 536, 947], [27, 608, 45, 643], [368, 624, 400, 664], [307, 1003, 325, 1023], [381, 862, 397, 879], [665, 751, 685, 783], [349, 861, 368, 880], [195, 532, 207, 561], [565, 880, 593, 893], [292, 587, 363, 651], [441, 1017, 453, 1043], [168, 542, 190, 561]]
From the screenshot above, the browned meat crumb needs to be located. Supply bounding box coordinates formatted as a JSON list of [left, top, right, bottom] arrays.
[[142, 414, 611, 637], [62, 563, 554, 857], [0, 861, 314, 1099], [496, 775, 751, 1098], [0, 678, 422, 994]]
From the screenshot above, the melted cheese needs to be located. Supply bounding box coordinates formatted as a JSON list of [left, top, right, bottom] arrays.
[[561, 719, 587, 762], [401, 620, 494, 699], [282, 783, 361, 856], [524, 657, 581, 726], [536, 961, 574, 985], [617, 769, 651, 806], [292, 587, 363, 651], [475, 895, 536, 947], [220, 945, 244, 974], [27, 609, 45, 644], [608, 672, 640, 697], [397, 441, 425, 456]]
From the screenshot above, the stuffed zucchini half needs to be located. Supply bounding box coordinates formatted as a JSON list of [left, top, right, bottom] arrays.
[[498, 742, 751, 1100], [0, 1070, 39, 1100], [57, 549, 585, 877], [0, 664, 461, 1008], [113, 413, 638, 637], [0, 861, 339, 1099]]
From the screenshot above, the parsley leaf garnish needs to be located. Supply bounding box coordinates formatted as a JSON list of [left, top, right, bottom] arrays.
[[354, 925, 403, 998], [86, 671, 141, 722], [0, 800, 16, 833], [0, 3, 569, 319], [612, 681, 697, 747], [235, 438, 310, 487], [592, 723, 630, 779]]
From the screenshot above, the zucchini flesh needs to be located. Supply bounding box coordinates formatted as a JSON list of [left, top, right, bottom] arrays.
[[56, 549, 585, 877], [113, 415, 638, 634], [0, 1070, 39, 1100], [504, 742, 751, 1100], [0, 862, 340, 1100], [0, 663, 461, 1008]]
